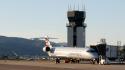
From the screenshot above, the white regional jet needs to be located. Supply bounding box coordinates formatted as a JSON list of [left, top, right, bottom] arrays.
[[43, 36, 99, 64]]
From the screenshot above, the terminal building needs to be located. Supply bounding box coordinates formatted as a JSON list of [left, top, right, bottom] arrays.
[[67, 10, 86, 47], [90, 39, 119, 60]]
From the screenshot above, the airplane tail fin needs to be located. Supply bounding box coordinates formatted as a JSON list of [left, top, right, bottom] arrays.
[[43, 36, 52, 52]]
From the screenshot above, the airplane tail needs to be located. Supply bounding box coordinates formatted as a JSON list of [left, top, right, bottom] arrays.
[[43, 36, 52, 52]]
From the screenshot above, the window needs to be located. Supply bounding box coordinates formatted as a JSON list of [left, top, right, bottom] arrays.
[[87, 49, 96, 52]]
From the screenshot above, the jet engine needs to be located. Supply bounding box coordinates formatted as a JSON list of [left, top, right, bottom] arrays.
[[43, 47, 51, 52]]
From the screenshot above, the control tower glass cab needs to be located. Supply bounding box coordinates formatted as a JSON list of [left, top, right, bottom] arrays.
[[67, 10, 86, 47]]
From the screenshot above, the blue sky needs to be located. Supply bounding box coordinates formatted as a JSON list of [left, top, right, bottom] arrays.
[[0, 0, 125, 45]]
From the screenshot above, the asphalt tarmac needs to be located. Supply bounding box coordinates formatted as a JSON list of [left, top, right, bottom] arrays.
[[0, 60, 125, 70]]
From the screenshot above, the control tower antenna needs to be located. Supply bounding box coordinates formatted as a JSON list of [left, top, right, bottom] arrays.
[[68, 4, 70, 11], [73, 3, 75, 10], [68, 4, 72, 11], [77, 4, 79, 10], [82, 4, 85, 11]]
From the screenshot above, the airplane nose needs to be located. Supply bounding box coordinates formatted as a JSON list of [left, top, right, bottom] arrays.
[[91, 53, 98, 59]]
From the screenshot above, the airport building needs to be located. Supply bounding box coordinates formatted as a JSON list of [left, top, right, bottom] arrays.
[[90, 39, 119, 60], [67, 10, 86, 47]]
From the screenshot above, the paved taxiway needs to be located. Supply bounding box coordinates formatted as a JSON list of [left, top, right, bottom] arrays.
[[0, 60, 125, 70]]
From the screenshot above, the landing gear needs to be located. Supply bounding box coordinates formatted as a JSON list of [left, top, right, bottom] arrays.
[[55, 58, 60, 64], [64, 58, 80, 63], [91, 59, 99, 64], [65, 59, 70, 63], [90, 60, 95, 64]]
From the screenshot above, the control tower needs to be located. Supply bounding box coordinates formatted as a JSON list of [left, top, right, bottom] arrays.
[[67, 10, 86, 47]]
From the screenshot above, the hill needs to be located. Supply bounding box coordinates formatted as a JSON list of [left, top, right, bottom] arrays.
[[0, 36, 63, 57]]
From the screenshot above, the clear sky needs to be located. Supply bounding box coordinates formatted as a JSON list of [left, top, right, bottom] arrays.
[[0, 0, 125, 45]]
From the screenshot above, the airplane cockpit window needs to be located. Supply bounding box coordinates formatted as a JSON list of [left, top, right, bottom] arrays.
[[87, 49, 96, 52]]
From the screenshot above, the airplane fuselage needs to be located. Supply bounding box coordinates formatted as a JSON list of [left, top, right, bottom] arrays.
[[47, 47, 98, 60]]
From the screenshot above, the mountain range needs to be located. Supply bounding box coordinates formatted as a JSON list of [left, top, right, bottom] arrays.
[[0, 36, 66, 57]]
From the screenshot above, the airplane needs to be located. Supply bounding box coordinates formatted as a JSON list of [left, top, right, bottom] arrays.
[[42, 36, 99, 64]]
